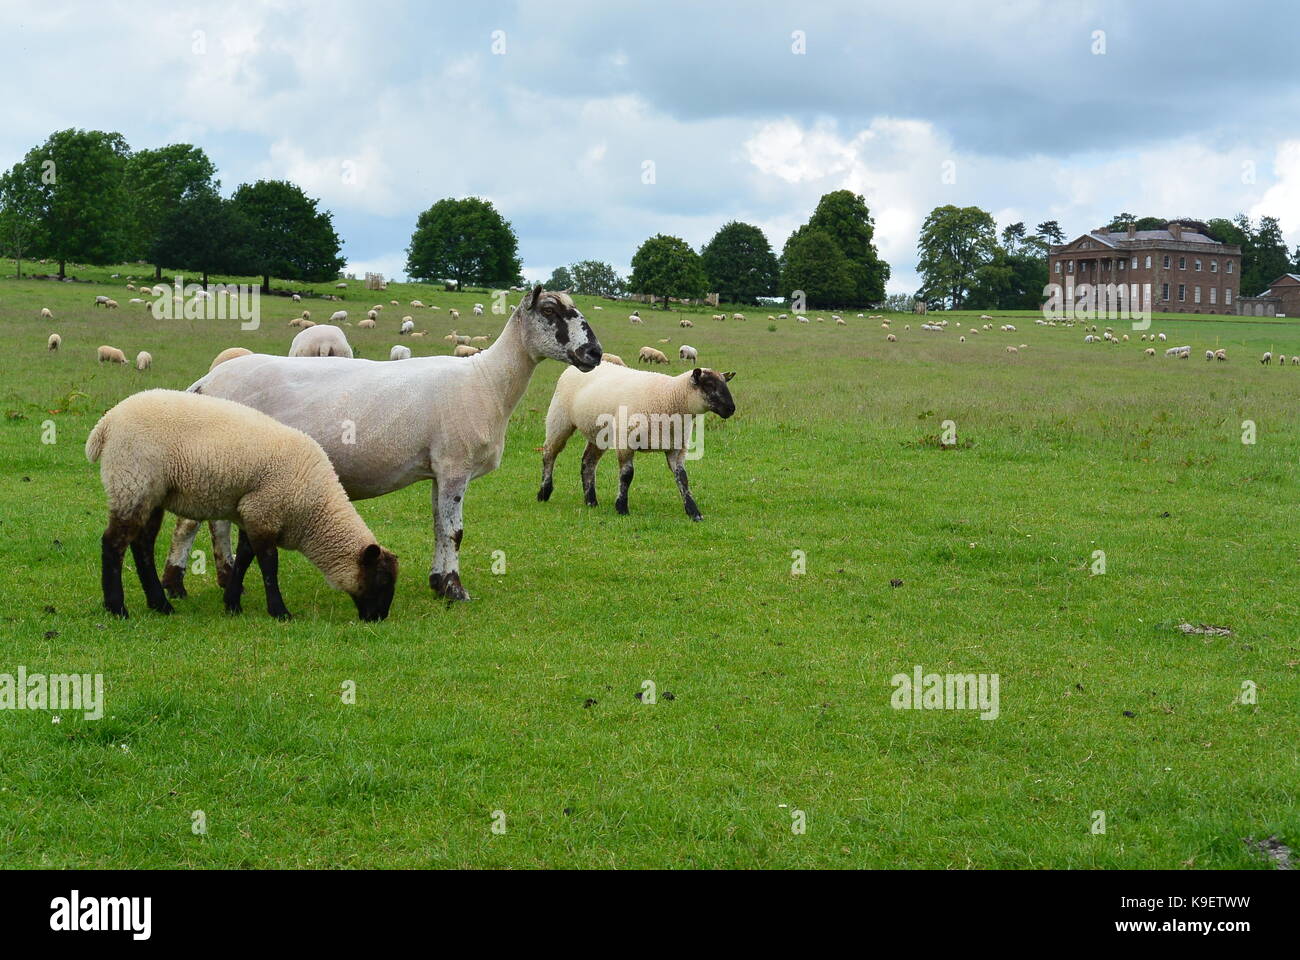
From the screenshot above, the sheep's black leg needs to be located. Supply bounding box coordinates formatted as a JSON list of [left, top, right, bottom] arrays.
[[615, 451, 635, 515], [101, 516, 136, 619], [223, 528, 255, 614], [255, 544, 291, 620], [130, 507, 174, 614], [581, 442, 604, 507], [666, 449, 703, 521]]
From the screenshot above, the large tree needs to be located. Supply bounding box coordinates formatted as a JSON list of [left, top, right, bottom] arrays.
[[230, 180, 344, 293], [570, 259, 623, 298], [916, 205, 997, 309], [1034, 220, 1065, 247], [802, 190, 890, 304], [700, 220, 779, 304], [628, 234, 705, 308], [545, 265, 573, 290], [1249, 215, 1291, 293], [780, 227, 856, 308], [153, 188, 249, 287], [124, 144, 218, 279], [0, 162, 44, 278], [405, 197, 521, 289], [22, 128, 131, 277]]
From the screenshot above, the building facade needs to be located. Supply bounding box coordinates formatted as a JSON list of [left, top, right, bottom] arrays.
[[1237, 273, 1300, 317], [1046, 220, 1242, 314]]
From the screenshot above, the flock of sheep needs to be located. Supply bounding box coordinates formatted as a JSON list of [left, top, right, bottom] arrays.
[[69, 285, 737, 621]]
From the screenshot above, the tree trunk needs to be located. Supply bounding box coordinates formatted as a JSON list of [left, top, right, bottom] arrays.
[[202, 270, 209, 287], [155, 263, 163, 281], [262, 273, 271, 295], [58, 260, 66, 279]]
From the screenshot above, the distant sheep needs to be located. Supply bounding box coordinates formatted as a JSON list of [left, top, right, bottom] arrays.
[[329, 310, 348, 323], [679, 318, 694, 327], [400, 319, 415, 335], [97, 345, 127, 364], [638, 346, 669, 364], [210, 347, 253, 370], [1261, 351, 1272, 365], [40, 307, 53, 320], [358, 317, 376, 328], [453, 345, 481, 357], [629, 311, 643, 324], [47, 333, 61, 351], [410, 300, 424, 308], [732, 313, 745, 321], [135, 351, 152, 371], [601, 353, 626, 366], [1215, 349, 1227, 362], [389, 345, 412, 361], [448, 309, 460, 322], [290, 324, 353, 358], [679, 344, 697, 362], [886, 333, 897, 342], [473, 304, 484, 316], [1144, 347, 1156, 357]]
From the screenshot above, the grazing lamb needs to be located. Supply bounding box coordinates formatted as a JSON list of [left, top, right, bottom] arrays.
[[329, 310, 348, 323], [47, 333, 61, 351], [629, 311, 643, 324], [1157, 333, 1167, 342], [601, 353, 626, 366], [732, 313, 745, 321], [97, 345, 127, 364], [539, 364, 735, 520], [1006, 346, 1018, 354], [367, 310, 379, 321], [104, 299, 119, 309], [87, 390, 397, 621], [1292, 356, 1300, 366], [163, 285, 602, 603], [797, 316, 809, 324], [1215, 349, 1227, 362], [639, 346, 670, 364], [292, 294, 302, 302], [448, 309, 460, 322], [41, 307, 53, 320], [210, 347, 253, 370], [1205, 350, 1215, 361], [390, 345, 412, 361], [410, 300, 424, 308], [886, 333, 897, 342], [453, 345, 481, 357], [473, 304, 484, 316], [712, 314, 725, 322], [358, 317, 376, 328], [95, 295, 110, 307], [679, 318, 694, 327], [135, 351, 152, 371], [289, 324, 353, 359], [679, 344, 698, 362], [400, 319, 415, 335], [1261, 351, 1272, 365], [1165, 345, 1191, 358], [1144, 347, 1156, 357]]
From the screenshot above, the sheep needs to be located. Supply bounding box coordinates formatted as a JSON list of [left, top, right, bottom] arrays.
[[210, 347, 253, 370], [732, 313, 745, 321], [448, 309, 460, 322], [601, 353, 626, 366], [165, 285, 602, 602], [1157, 333, 1167, 342], [97, 345, 127, 364], [410, 300, 424, 308], [1005, 346, 1018, 354], [390, 345, 412, 361], [958, 335, 966, 343], [135, 351, 152, 371], [453, 345, 481, 357], [638, 346, 670, 364], [104, 298, 119, 309], [1166, 345, 1191, 358], [367, 310, 379, 321], [290, 324, 354, 359], [712, 314, 726, 321], [329, 310, 348, 323], [538, 364, 735, 521], [473, 304, 484, 316], [778, 313, 788, 319], [836, 317, 846, 325], [629, 312, 643, 324], [886, 333, 897, 342], [1144, 347, 1156, 357], [1261, 351, 1272, 365], [797, 316, 810, 324], [1293, 356, 1300, 366], [358, 317, 376, 328], [679, 318, 694, 328], [40, 307, 52, 320], [86, 389, 397, 621], [292, 294, 302, 302], [94, 295, 110, 307], [658, 338, 671, 344], [47, 333, 61, 351], [679, 344, 698, 362], [471, 335, 490, 343], [400, 319, 415, 336], [390, 300, 399, 306], [370, 304, 384, 313], [301, 310, 312, 321], [411, 331, 427, 338], [1215, 349, 1227, 362], [1205, 350, 1215, 361]]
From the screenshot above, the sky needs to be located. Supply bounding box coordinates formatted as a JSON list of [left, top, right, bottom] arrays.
[[5, 0, 1300, 294]]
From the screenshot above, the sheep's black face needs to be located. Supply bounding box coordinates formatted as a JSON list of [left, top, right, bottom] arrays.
[[354, 544, 398, 621], [692, 368, 736, 419], [524, 285, 602, 371]]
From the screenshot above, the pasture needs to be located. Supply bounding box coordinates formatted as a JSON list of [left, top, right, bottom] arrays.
[[1, 264, 1297, 868]]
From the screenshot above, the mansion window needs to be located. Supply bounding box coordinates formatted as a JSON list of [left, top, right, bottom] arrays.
[[1178, 284, 1186, 302]]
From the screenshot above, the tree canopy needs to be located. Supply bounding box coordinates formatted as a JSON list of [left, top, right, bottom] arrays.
[[125, 144, 218, 278], [628, 234, 705, 308], [405, 197, 522, 289], [916, 205, 998, 309], [231, 179, 345, 293], [700, 220, 779, 304], [570, 260, 624, 298], [780, 227, 856, 308]]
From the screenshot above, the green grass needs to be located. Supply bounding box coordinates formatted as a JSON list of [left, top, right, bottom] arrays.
[[1, 262, 1297, 868]]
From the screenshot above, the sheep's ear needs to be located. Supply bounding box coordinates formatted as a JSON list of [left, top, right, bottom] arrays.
[[361, 543, 381, 567], [529, 284, 543, 308], [691, 367, 702, 383], [723, 371, 736, 382]]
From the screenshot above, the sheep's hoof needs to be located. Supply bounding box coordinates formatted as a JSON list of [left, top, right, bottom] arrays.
[[224, 601, 243, 615], [105, 602, 129, 619], [689, 513, 704, 522], [215, 562, 234, 589], [269, 608, 292, 621], [161, 565, 187, 598], [430, 572, 472, 601], [148, 598, 175, 615], [615, 500, 629, 515], [537, 482, 553, 502]]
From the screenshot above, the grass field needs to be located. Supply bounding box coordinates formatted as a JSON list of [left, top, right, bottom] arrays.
[[1, 263, 1297, 868]]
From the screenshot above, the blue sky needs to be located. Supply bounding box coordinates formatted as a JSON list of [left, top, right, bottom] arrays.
[[5, 0, 1299, 293]]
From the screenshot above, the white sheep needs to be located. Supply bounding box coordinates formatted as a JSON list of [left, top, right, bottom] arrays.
[[1261, 351, 1272, 365], [292, 294, 302, 302], [400, 319, 415, 335], [679, 318, 694, 328], [448, 309, 460, 322], [290, 324, 354, 359], [1144, 347, 1156, 357], [1205, 350, 1215, 361], [210, 347, 253, 370], [86, 389, 397, 621], [135, 351, 152, 371], [886, 333, 897, 342], [1006, 346, 1018, 354], [367, 310, 379, 321], [732, 313, 745, 321], [539, 364, 736, 520], [638, 346, 670, 364], [1215, 349, 1227, 362], [166, 286, 602, 602], [629, 311, 643, 324], [601, 353, 626, 366], [1157, 332, 1167, 342], [410, 300, 424, 308], [679, 344, 698, 362], [473, 304, 484, 316], [47, 333, 61, 351], [453, 345, 481, 357], [329, 310, 348, 323], [358, 318, 377, 329], [797, 316, 809, 324], [94, 295, 110, 307], [40, 307, 53, 320], [390, 345, 412, 361], [1166, 345, 1191, 358], [97, 345, 127, 364]]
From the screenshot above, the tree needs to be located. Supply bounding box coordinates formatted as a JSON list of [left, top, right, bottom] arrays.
[[22, 128, 131, 277], [1134, 216, 1166, 230], [405, 197, 522, 289], [153, 188, 249, 287], [1107, 212, 1137, 231], [1250, 215, 1290, 292], [570, 259, 624, 298], [0, 162, 44, 278], [802, 190, 890, 304], [780, 227, 856, 308], [916, 205, 997, 309], [1035, 220, 1065, 246], [545, 265, 573, 290], [700, 220, 779, 304], [124, 144, 218, 279], [1000, 221, 1028, 253], [1205, 217, 1248, 248], [967, 246, 1014, 309], [628, 234, 705, 308], [230, 180, 344, 293]]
